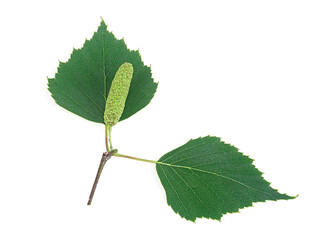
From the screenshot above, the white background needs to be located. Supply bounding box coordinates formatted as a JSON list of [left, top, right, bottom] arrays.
[[0, 0, 322, 239]]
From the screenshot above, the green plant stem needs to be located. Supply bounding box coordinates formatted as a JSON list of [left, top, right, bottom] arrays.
[[105, 125, 113, 152], [114, 153, 158, 164], [105, 125, 109, 152], [108, 126, 113, 150]]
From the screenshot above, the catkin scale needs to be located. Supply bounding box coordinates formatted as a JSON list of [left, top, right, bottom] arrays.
[[104, 62, 133, 126]]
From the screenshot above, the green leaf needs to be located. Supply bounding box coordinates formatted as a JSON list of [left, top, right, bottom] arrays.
[[48, 20, 158, 124], [156, 136, 295, 222]]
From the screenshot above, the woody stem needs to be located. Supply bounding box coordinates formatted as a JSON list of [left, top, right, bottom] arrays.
[[87, 151, 114, 205]]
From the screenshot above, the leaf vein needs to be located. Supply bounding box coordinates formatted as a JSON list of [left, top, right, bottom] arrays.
[[160, 141, 214, 163], [170, 150, 233, 165], [121, 84, 156, 115], [104, 42, 127, 86], [170, 166, 211, 213], [64, 68, 105, 113], [50, 81, 102, 121], [158, 165, 193, 220], [189, 169, 230, 213], [79, 53, 105, 100], [159, 162, 273, 196]]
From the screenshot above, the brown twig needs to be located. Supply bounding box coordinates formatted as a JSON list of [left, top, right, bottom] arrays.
[[87, 151, 114, 205]]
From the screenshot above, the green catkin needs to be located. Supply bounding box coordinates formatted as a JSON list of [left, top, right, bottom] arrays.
[[104, 62, 134, 127]]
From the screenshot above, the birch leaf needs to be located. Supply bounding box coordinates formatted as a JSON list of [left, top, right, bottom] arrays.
[[48, 20, 157, 123], [156, 136, 295, 222]]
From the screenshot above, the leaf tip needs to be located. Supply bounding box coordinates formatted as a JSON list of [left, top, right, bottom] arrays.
[[98, 18, 108, 31], [284, 193, 298, 200], [100, 16, 106, 25]]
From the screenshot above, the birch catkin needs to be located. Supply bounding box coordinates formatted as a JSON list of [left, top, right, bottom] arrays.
[[104, 62, 134, 127]]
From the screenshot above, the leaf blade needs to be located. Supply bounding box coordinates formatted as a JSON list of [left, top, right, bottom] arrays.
[[156, 136, 294, 222], [48, 20, 157, 124]]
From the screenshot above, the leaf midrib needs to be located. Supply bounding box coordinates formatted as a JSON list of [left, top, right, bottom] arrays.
[[157, 161, 273, 196]]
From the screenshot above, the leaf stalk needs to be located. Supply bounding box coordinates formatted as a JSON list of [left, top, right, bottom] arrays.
[[114, 153, 158, 164], [108, 126, 113, 150], [105, 125, 113, 152], [105, 125, 109, 152]]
